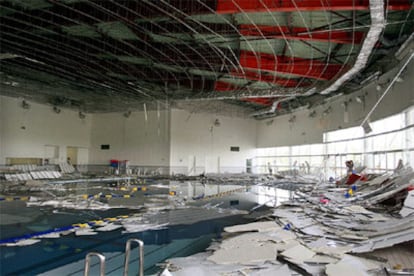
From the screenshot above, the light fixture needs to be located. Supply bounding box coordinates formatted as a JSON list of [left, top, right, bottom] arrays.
[[123, 111, 131, 118], [53, 106, 61, 114], [355, 95, 365, 104], [342, 102, 349, 123], [376, 84, 382, 91], [362, 121, 372, 134], [322, 106, 332, 116], [4, 81, 19, 86], [21, 100, 30, 109], [396, 76, 404, 83], [309, 110, 317, 118], [214, 118, 221, 127]]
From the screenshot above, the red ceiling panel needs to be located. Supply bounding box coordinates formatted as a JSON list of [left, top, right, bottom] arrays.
[[239, 25, 365, 44], [239, 50, 344, 80], [216, 0, 411, 13]]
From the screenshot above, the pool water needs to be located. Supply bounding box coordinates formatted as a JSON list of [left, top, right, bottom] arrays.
[[0, 181, 269, 275], [1, 212, 249, 275]]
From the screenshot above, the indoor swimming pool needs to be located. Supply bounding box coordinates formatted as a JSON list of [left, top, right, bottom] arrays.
[[0, 180, 293, 275]]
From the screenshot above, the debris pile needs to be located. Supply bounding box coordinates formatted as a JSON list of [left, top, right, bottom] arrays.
[[160, 167, 414, 275]]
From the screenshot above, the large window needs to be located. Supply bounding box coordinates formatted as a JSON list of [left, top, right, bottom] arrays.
[[254, 106, 414, 179]]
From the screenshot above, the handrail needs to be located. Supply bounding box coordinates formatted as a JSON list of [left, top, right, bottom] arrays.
[[84, 252, 106, 276], [123, 239, 144, 276]]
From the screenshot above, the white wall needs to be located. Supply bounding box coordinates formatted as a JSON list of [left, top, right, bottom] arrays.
[[2, 58, 411, 169], [170, 109, 257, 174], [257, 58, 414, 148], [0, 96, 91, 165], [89, 110, 170, 167]]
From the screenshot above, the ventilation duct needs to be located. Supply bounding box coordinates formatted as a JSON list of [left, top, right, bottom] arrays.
[[320, 0, 385, 95]]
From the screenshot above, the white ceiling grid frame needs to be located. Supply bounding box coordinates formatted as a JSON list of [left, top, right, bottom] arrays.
[[230, 0, 279, 89], [84, 0, 186, 95], [258, 0, 297, 89], [107, 0, 203, 93], [153, 0, 242, 78]]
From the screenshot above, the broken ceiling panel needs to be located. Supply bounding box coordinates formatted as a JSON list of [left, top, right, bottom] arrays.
[[0, 0, 411, 115], [96, 21, 139, 41], [6, 0, 52, 10], [234, 11, 288, 26], [62, 24, 101, 38]]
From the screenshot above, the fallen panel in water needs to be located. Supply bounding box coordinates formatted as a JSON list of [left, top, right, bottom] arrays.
[[36, 232, 61, 238], [4, 239, 41, 247], [96, 223, 123, 232], [75, 228, 97, 236]]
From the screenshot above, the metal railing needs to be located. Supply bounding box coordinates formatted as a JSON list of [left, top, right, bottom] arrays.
[[83, 239, 144, 276], [124, 239, 144, 276], [84, 252, 106, 276]]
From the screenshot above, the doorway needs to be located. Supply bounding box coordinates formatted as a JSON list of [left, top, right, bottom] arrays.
[[66, 147, 78, 165]]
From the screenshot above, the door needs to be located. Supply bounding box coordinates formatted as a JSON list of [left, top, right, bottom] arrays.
[[66, 147, 78, 165], [205, 156, 220, 174], [246, 159, 252, 173]]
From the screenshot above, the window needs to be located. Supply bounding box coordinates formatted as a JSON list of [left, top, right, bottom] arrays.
[[255, 106, 414, 177]]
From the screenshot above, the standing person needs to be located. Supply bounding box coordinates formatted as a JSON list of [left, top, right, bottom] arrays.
[[345, 160, 354, 175]]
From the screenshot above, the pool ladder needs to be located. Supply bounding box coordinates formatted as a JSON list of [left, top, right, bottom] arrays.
[[84, 239, 144, 276]]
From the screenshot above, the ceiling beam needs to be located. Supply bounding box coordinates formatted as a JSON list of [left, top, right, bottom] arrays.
[[231, 70, 312, 87], [239, 51, 345, 80], [239, 25, 365, 44]]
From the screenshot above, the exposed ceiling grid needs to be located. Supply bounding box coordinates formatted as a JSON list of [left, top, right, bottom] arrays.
[[0, 0, 412, 117]]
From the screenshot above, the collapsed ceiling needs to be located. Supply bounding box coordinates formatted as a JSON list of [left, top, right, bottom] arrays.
[[0, 0, 413, 118]]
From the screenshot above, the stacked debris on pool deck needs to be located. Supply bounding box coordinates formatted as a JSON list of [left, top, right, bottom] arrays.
[[158, 166, 414, 275]]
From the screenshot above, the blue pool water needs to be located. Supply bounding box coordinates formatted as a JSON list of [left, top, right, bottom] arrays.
[[0, 180, 262, 275], [0, 203, 253, 275]]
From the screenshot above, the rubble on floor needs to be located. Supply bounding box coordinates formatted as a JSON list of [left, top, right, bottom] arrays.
[[159, 167, 414, 275]]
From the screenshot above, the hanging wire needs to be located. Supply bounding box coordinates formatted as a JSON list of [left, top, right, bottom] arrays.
[[360, 52, 414, 127]]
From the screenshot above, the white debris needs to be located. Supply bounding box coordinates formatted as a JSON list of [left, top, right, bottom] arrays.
[[326, 254, 383, 276], [95, 223, 123, 232], [207, 242, 278, 265], [4, 239, 41, 247], [400, 190, 414, 217], [281, 244, 315, 262], [224, 221, 279, 233], [75, 228, 97, 236]]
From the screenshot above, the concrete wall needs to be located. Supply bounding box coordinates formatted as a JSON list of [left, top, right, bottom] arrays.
[[170, 109, 257, 175], [257, 58, 414, 148], [89, 110, 170, 168], [0, 96, 91, 165]]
